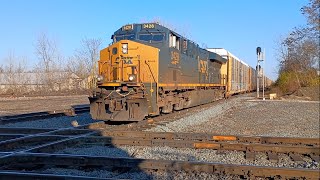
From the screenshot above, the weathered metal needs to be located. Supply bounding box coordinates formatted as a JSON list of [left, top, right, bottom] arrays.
[[1, 153, 318, 179], [0, 122, 102, 154], [16, 134, 318, 159], [1, 124, 318, 156], [0, 128, 56, 135], [0, 134, 24, 142], [0, 171, 113, 180], [100, 130, 320, 146]]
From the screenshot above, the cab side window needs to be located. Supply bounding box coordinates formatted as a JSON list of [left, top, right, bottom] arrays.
[[182, 39, 187, 53], [169, 32, 180, 50]]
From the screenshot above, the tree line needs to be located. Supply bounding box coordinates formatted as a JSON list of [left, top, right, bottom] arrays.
[[276, 0, 319, 93], [0, 33, 102, 95]]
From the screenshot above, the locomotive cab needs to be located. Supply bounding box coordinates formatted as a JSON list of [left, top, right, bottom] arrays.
[[89, 24, 162, 121]]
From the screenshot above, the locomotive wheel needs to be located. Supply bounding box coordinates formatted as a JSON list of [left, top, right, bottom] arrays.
[[162, 102, 173, 113]]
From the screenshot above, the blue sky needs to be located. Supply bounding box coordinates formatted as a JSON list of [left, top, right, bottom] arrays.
[[0, 0, 309, 80]]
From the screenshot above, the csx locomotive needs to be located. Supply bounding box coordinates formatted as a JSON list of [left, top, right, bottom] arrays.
[[89, 23, 272, 121]]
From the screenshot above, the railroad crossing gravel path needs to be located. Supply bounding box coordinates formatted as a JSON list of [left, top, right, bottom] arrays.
[[146, 96, 320, 138]]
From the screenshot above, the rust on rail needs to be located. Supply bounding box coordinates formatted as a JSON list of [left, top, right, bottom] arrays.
[[1, 153, 318, 179], [212, 135, 237, 141], [100, 130, 319, 146], [194, 142, 220, 149]]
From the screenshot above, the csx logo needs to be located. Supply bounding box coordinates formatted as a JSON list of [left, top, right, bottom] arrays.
[[199, 60, 207, 73], [171, 51, 180, 65], [121, 56, 133, 64]]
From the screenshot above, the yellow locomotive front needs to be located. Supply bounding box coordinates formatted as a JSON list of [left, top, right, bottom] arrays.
[[89, 38, 159, 121]]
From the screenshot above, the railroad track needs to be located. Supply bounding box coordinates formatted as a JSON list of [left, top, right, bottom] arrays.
[[0, 104, 90, 125], [1, 153, 318, 179], [0, 121, 319, 179], [101, 130, 320, 162], [0, 96, 318, 179]]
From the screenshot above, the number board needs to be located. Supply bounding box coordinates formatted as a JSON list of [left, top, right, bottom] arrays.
[[142, 23, 155, 29], [122, 24, 133, 31]]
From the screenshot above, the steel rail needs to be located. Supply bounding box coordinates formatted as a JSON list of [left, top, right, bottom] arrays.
[[0, 127, 57, 134], [1, 126, 315, 156], [0, 170, 119, 180], [1, 124, 317, 147], [100, 130, 320, 146], [0, 104, 89, 125], [0, 121, 105, 136], [23, 135, 319, 163], [1, 125, 318, 158], [0, 153, 318, 179], [0, 122, 103, 154]]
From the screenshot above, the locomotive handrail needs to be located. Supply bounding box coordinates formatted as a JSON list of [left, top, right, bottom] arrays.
[[144, 60, 156, 83]]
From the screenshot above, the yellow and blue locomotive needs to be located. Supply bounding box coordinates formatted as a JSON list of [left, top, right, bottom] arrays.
[[89, 23, 229, 121]]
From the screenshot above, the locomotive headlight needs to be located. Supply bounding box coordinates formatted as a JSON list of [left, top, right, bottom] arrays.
[[128, 74, 136, 81], [122, 43, 128, 54], [96, 75, 104, 82]]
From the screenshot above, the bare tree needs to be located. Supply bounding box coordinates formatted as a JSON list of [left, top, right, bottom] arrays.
[[0, 65, 4, 73], [73, 37, 102, 76], [279, 0, 319, 66], [280, 30, 319, 72], [276, 0, 319, 93], [35, 33, 60, 73], [301, 0, 320, 32], [2, 51, 28, 94], [34, 33, 64, 90], [66, 56, 88, 79]]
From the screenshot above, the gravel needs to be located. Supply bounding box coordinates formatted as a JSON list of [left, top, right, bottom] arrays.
[[146, 97, 320, 138], [145, 96, 253, 133], [41, 167, 239, 179], [56, 145, 319, 170], [41, 168, 120, 179], [3, 94, 319, 178], [0, 95, 89, 116], [0, 113, 96, 129]]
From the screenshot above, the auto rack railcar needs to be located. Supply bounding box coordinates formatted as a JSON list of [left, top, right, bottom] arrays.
[[207, 48, 258, 96]]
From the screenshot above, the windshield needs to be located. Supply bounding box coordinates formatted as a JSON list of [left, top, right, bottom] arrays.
[[114, 34, 135, 42], [139, 33, 164, 42]]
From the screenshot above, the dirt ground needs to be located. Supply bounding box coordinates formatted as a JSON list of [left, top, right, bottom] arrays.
[[272, 86, 320, 101], [290, 86, 320, 101], [0, 95, 89, 116]]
